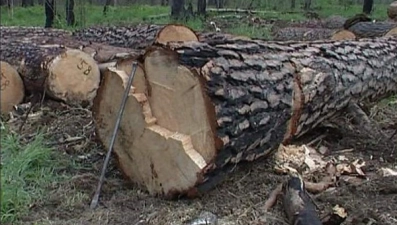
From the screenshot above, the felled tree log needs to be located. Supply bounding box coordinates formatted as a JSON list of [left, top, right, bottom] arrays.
[[73, 24, 199, 50], [0, 39, 100, 106], [1, 31, 142, 64], [0, 26, 73, 39], [282, 176, 322, 225], [270, 16, 347, 34], [1, 61, 25, 114], [93, 35, 397, 199], [347, 22, 397, 38], [273, 27, 336, 41]]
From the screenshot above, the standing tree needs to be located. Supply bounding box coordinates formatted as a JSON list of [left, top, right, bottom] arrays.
[[363, 0, 373, 15], [171, 0, 185, 20], [303, 0, 312, 10], [197, 0, 206, 16], [65, 0, 75, 26], [44, 0, 55, 28]]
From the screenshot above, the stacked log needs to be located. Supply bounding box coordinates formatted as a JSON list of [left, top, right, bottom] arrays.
[[1, 61, 25, 114], [0, 38, 101, 106], [0, 26, 73, 39], [92, 23, 397, 199]]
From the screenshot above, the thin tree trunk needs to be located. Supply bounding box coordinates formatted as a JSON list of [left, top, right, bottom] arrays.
[[44, 0, 55, 28], [363, 0, 374, 15], [66, 0, 75, 26], [171, 0, 185, 20]]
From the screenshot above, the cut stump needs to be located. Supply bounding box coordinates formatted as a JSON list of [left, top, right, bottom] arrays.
[[1, 61, 25, 114], [388, 1, 397, 20], [385, 27, 397, 37]]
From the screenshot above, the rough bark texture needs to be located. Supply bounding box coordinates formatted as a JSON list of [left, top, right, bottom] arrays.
[[0, 26, 73, 39], [270, 16, 347, 34], [94, 34, 397, 198], [282, 176, 322, 225], [273, 27, 336, 41], [0, 29, 141, 64], [72, 24, 244, 49], [0, 39, 100, 106], [347, 22, 397, 38]]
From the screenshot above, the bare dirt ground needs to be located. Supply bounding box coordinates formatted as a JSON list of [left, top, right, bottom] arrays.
[[5, 96, 397, 225]]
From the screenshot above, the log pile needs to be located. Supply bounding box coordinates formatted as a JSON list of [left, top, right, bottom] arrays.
[[1, 25, 397, 205], [273, 27, 336, 41]]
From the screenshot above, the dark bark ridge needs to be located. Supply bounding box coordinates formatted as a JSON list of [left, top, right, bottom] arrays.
[[162, 37, 397, 194]]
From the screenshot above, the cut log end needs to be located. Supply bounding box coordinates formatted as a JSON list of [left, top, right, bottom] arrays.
[[115, 58, 147, 94], [47, 49, 100, 106], [1, 61, 25, 114], [330, 30, 356, 40], [92, 66, 210, 198], [155, 24, 199, 45], [384, 27, 397, 37]]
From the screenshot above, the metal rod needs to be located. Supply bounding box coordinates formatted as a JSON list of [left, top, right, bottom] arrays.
[[90, 62, 138, 209]]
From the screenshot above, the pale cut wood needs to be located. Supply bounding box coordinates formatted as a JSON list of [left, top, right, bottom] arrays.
[[0, 61, 24, 114], [115, 58, 148, 95], [93, 29, 397, 198], [385, 27, 397, 37], [155, 24, 199, 44], [330, 30, 356, 40], [92, 67, 206, 197]]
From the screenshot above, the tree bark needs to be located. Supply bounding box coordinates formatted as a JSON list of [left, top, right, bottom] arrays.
[[44, 0, 55, 28], [72, 24, 209, 50], [0, 26, 73, 39], [273, 27, 336, 41], [362, 0, 373, 15], [347, 22, 397, 38], [0, 39, 100, 106], [93, 35, 397, 199], [1, 61, 25, 114]]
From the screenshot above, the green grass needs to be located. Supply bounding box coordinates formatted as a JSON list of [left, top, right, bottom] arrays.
[[0, 124, 65, 224]]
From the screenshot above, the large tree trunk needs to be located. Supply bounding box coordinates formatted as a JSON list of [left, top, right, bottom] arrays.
[[347, 22, 397, 38], [93, 32, 397, 199], [0, 39, 100, 106]]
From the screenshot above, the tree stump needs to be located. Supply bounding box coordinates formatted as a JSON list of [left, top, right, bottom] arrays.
[[1, 61, 25, 114]]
